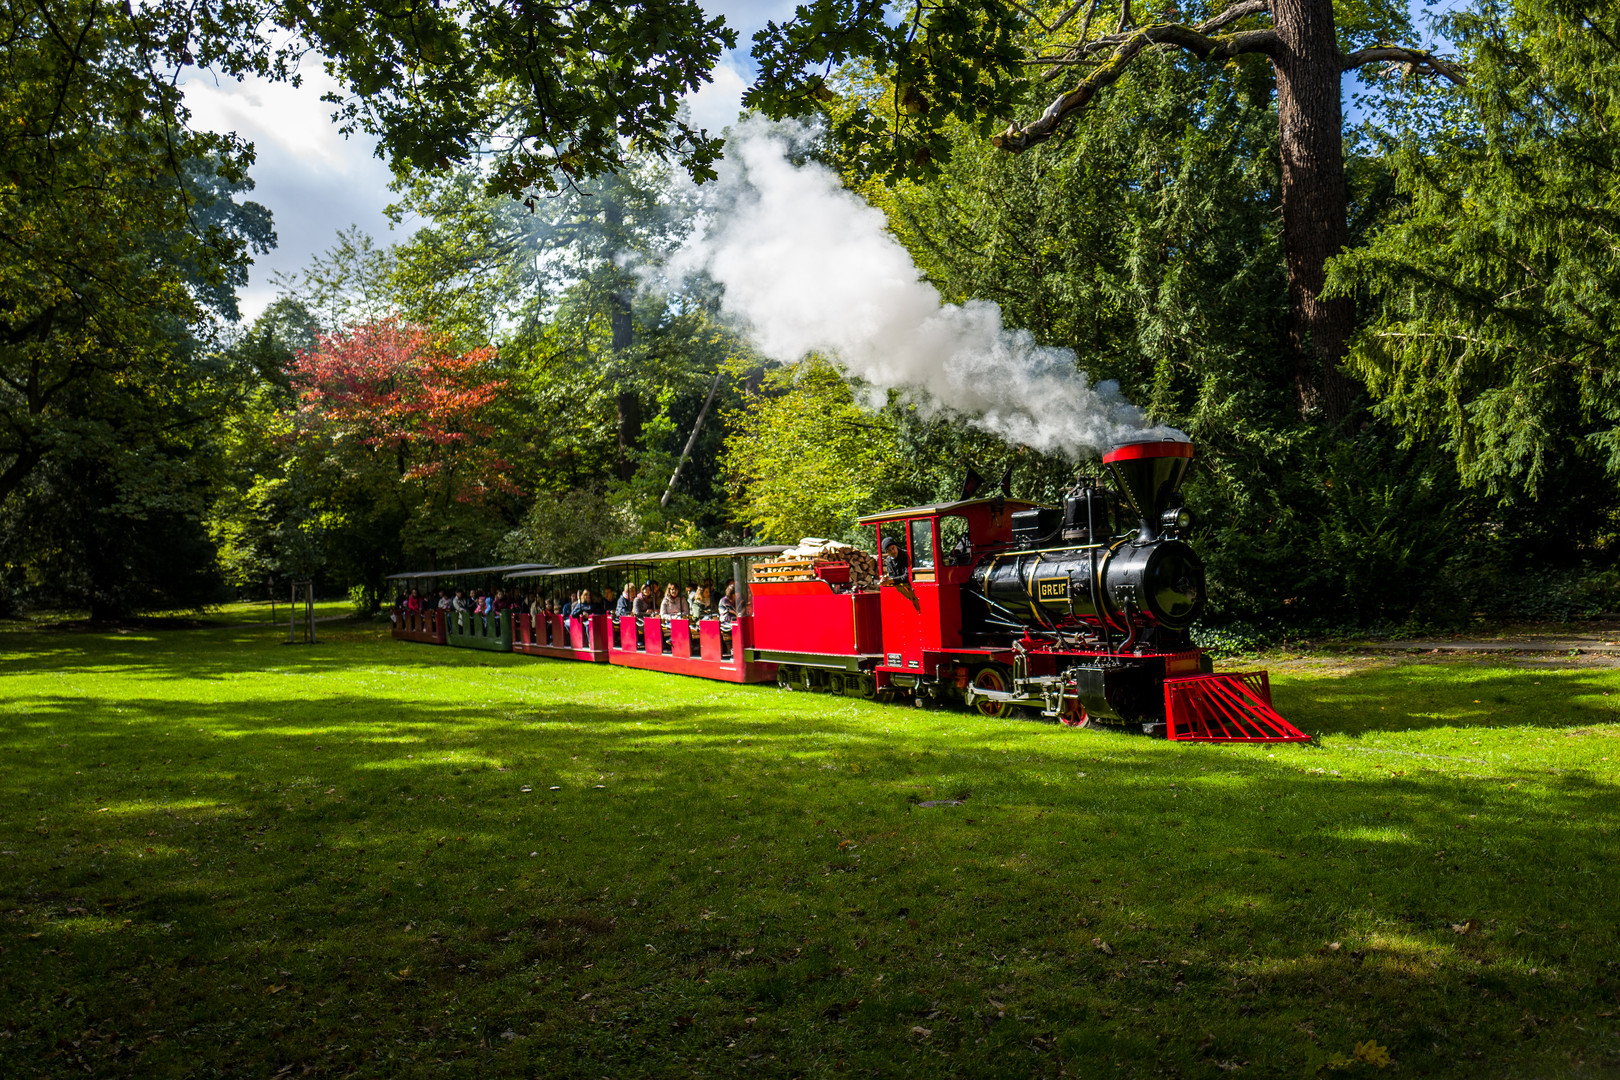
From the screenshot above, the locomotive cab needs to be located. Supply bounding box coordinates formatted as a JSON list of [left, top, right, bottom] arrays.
[[857, 497, 1042, 682]]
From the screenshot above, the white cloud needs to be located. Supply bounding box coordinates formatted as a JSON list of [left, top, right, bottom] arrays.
[[179, 0, 799, 323], [685, 59, 749, 135], [184, 67, 357, 171]]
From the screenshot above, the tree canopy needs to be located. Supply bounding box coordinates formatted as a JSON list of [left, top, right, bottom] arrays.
[[1329, 0, 1620, 493], [3, 0, 1617, 626]]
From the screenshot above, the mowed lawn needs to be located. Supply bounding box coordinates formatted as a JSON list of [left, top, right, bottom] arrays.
[[1, 622, 1618, 1079]]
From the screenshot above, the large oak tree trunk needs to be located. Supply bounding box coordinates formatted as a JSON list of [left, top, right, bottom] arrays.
[[1271, 0, 1359, 425]]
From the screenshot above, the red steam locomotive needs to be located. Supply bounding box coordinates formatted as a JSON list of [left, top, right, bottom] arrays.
[[391, 437, 1306, 743], [748, 437, 1304, 741]]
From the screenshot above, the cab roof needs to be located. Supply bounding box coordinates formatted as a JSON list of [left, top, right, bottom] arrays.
[[854, 497, 1045, 525]]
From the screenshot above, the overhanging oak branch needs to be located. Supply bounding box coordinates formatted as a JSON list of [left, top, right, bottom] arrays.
[[996, 23, 1281, 151], [1341, 46, 1465, 84]]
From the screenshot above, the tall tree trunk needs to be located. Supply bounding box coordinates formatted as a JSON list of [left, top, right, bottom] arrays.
[[611, 295, 640, 483], [605, 199, 641, 482], [1272, 0, 1359, 424]]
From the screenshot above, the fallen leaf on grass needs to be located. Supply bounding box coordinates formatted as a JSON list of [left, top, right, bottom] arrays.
[[910, 1025, 932, 1037], [822, 999, 861, 1020], [1092, 938, 1114, 956], [266, 985, 285, 994], [1353, 1040, 1392, 1067], [1452, 919, 1477, 935]]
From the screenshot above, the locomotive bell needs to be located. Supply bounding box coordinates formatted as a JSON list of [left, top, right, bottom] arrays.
[[1102, 438, 1193, 543]]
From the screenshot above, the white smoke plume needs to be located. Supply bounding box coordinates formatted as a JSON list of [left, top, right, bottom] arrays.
[[667, 120, 1184, 460]]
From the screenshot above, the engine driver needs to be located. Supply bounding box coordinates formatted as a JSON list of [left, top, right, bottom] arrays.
[[882, 540, 908, 584]]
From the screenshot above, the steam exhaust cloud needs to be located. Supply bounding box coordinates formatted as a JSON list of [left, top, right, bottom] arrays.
[[669, 121, 1183, 460]]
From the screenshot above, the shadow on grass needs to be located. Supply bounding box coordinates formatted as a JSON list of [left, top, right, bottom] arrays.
[[2, 635, 1619, 1078]]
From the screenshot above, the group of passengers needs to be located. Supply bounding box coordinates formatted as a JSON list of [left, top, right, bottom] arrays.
[[613, 578, 740, 630], [392, 577, 747, 656]]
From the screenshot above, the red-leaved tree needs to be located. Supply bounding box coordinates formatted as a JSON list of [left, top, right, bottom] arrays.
[[289, 318, 517, 504]]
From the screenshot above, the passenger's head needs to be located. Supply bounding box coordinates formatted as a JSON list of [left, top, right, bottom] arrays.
[[725, 582, 737, 600], [580, 589, 593, 604], [665, 583, 679, 599]]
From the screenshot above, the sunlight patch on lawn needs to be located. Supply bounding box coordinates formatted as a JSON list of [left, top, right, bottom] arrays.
[[1328, 827, 1415, 851]]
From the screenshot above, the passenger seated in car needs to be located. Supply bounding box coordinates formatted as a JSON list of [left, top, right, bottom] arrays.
[[717, 583, 739, 658], [690, 583, 715, 623], [659, 582, 688, 621]]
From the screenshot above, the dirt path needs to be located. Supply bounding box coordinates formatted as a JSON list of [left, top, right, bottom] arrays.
[[1259, 619, 1620, 673]]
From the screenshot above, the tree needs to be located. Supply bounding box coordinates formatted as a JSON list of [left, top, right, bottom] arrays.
[[292, 0, 735, 190], [1328, 0, 1620, 494], [0, 0, 270, 512], [290, 319, 514, 502], [746, 0, 1462, 424], [286, 318, 515, 602]]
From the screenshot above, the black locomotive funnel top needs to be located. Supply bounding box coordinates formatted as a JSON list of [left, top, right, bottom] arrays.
[[1103, 437, 1193, 541]]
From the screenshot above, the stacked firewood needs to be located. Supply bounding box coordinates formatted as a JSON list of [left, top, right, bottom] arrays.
[[833, 547, 882, 591], [749, 538, 881, 591]]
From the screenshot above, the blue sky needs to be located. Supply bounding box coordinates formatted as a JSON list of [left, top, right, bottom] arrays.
[[181, 0, 1451, 322]]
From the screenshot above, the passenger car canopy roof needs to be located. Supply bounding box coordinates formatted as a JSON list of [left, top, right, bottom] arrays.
[[385, 563, 553, 581], [597, 545, 790, 565], [504, 565, 603, 579]]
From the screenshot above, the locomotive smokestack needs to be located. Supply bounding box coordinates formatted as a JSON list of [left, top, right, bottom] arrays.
[[1103, 438, 1193, 542]]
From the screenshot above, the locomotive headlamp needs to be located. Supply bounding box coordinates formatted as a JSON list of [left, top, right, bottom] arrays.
[[1160, 507, 1192, 532]]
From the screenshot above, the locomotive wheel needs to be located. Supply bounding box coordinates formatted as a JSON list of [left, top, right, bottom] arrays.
[[1059, 701, 1089, 728], [970, 665, 1012, 719]]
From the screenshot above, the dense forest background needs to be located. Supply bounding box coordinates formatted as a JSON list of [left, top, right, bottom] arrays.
[[2, 0, 1616, 636]]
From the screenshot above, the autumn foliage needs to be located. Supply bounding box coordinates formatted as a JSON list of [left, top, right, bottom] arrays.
[[289, 318, 516, 501]]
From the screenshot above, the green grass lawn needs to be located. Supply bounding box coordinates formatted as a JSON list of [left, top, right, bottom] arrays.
[[1, 621, 1617, 1079]]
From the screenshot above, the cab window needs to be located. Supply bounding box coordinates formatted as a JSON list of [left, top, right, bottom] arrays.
[[909, 518, 936, 572], [939, 515, 970, 565], [878, 523, 908, 582]]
